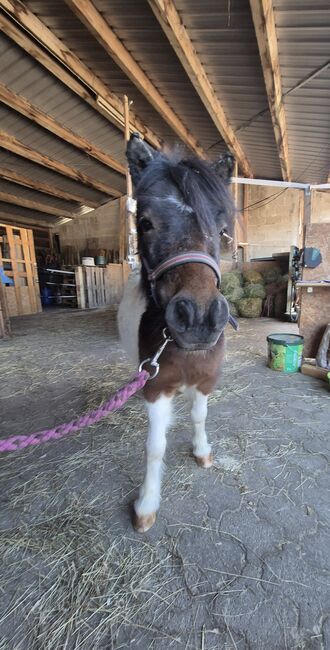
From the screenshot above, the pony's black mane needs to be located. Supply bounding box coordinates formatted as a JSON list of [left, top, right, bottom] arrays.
[[135, 152, 234, 231]]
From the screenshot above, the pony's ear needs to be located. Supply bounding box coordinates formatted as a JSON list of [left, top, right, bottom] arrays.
[[213, 153, 235, 183], [126, 133, 157, 186]]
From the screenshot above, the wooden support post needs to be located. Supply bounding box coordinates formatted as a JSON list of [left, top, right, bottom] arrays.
[[0, 282, 11, 338], [75, 266, 86, 309], [123, 96, 137, 268], [123, 96, 133, 199], [119, 195, 127, 263], [232, 162, 238, 267]]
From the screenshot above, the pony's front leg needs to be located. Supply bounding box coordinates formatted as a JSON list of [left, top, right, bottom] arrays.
[[134, 394, 173, 532], [190, 389, 213, 468]]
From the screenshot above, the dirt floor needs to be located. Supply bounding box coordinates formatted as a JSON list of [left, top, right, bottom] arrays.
[[0, 308, 329, 650]]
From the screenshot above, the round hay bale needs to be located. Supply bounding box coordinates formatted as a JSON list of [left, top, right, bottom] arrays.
[[244, 283, 266, 299], [228, 301, 238, 317], [230, 270, 244, 286], [222, 285, 244, 303], [237, 297, 263, 318], [221, 272, 241, 294], [243, 269, 263, 285], [262, 266, 282, 284]]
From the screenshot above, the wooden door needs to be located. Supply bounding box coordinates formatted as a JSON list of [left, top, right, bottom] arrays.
[[0, 223, 42, 316]]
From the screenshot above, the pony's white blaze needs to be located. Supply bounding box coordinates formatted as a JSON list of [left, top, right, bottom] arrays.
[[117, 271, 146, 365], [135, 394, 173, 518]]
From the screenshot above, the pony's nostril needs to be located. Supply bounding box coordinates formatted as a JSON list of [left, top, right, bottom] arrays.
[[208, 299, 221, 329], [175, 299, 195, 332], [208, 297, 229, 330]]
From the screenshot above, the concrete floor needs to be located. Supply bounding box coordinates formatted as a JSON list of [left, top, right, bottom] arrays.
[[0, 309, 329, 649]]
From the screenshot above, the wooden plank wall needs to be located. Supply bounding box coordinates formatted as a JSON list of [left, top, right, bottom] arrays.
[[299, 222, 330, 357]]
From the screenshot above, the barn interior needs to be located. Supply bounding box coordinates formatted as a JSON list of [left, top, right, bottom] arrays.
[[0, 1, 330, 648]]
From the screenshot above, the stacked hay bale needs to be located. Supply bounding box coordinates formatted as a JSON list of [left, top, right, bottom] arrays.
[[237, 269, 264, 317], [221, 266, 288, 318]]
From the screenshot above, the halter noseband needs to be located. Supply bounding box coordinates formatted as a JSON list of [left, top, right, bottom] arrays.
[[141, 251, 238, 331]]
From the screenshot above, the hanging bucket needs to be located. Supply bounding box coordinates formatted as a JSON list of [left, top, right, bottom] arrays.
[[267, 333, 304, 373]]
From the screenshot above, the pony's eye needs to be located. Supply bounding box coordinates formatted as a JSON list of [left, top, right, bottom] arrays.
[[139, 218, 154, 232]]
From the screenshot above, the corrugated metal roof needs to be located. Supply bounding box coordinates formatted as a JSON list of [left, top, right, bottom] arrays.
[[25, 0, 226, 159], [274, 0, 330, 183], [0, 32, 127, 166], [174, 0, 282, 179], [0, 149, 109, 205], [1, 0, 328, 199], [0, 178, 82, 215], [0, 103, 126, 192], [0, 200, 59, 225]]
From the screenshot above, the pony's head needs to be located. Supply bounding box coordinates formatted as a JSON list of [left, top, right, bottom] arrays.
[[127, 134, 235, 351]]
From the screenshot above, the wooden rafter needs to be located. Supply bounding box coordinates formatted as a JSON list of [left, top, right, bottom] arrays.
[[249, 0, 291, 181], [0, 83, 125, 176], [0, 131, 122, 197], [0, 1, 161, 149], [64, 0, 205, 156], [0, 189, 74, 218], [0, 167, 99, 208], [148, 0, 253, 177]]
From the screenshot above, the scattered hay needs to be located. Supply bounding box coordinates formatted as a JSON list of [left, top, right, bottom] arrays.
[[0, 502, 183, 649]]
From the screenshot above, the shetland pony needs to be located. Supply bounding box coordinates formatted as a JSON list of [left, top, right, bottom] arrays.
[[118, 134, 235, 531]]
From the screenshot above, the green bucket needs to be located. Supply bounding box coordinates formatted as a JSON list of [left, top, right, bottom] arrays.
[[267, 333, 304, 373]]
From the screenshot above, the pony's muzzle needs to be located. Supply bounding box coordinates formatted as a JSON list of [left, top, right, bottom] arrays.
[[165, 294, 229, 350]]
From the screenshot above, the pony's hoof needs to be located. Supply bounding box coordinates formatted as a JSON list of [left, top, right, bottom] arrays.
[[195, 453, 213, 468], [133, 511, 156, 533]]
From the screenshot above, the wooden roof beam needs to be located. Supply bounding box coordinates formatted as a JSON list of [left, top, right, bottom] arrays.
[[0, 131, 122, 197], [64, 0, 205, 156], [0, 83, 125, 176], [0, 189, 74, 218], [148, 0, 253, 177], [0, 1, 161, 149], [249, 0, 291, 181], [0, 167, 99, 208]]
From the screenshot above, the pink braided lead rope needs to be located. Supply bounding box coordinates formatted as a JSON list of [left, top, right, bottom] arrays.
[[0, 370, 149, 454]]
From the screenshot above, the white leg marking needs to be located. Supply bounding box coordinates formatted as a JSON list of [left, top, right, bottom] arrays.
[[190, 389, 211, 458], [135, 395, 173, 517]]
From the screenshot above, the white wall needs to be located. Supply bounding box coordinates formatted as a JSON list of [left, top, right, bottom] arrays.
[[56, 199, 121, 256], [246, 186, 301, 259]]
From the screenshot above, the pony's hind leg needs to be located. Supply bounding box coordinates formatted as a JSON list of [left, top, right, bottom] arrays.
[[189, 388, 213, 469], [134, 394, 173, 532]]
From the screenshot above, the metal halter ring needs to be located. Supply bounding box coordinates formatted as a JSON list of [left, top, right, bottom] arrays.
[[139, 328, 173, 380]]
